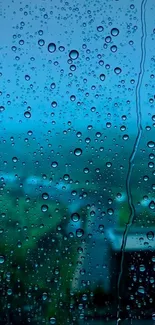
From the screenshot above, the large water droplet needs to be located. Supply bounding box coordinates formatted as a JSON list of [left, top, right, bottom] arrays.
[[76, 228, 84, 238], [111, 28, 119, 36], [0, 255, 5, 264], [24, 111, 31, 118], [71, 213, 80, 222], [149, 200, 155, 210], [74, 148, 82, 156], [69, 50, 79, 60], [114, 67, 122, 75], [49, 317, 56, 324], [48, 43, 56, 53], [147, 231, 154, 240], [147, 141, 155, 148], [41, 205, 48, 212]]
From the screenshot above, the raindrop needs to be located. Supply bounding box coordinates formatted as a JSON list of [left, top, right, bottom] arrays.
[[24, 111, 31, 118], [123, 134, 129, 140], [41, 205, 48, 212], [38, 39, 45, 46], [51, 161, 58, 168], [138, 286, 145, 294], [114, 67, 122, 75], [76, 228, 84, 238], [42, 193, 49, 200], [48, 43, 56, 53], [111, 28, 119, 36], [152, 313, 155, 321], [49, 317, 56, 324], [139, 264, 145, 272], [0, 106, 5, 112], [147, 141, 155, 148], [7, 289, 12, 295], [110, 45, 117, 52], [51, 101, 57, 108], [147, 231, 154, 240], [42, 292, 47, 301], [0, 255, 5, 264], [97, 26, 104, 32], [69, 50, 79, 60], [74, 148, 82, 156], [12, 157, 18, 163], [100, 73, 106, 81], [149, 201, 155, 210], [71, 213, 80, 222], [25, 74, 30, 81]]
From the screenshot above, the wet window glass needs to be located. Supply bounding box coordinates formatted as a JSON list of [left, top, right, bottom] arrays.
[[0, 0, 155, 324]]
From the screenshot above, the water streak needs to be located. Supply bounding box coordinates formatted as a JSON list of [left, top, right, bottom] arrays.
[[116, 0, 147, 323]]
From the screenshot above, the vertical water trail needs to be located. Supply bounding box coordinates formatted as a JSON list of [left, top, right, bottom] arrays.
[[116, 0, 147, 323]]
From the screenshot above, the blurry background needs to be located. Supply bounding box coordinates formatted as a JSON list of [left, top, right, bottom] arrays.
[[0, 0, 155, 324]]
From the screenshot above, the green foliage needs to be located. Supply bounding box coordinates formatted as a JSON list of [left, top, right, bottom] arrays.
[[0, 192, 88, 324]]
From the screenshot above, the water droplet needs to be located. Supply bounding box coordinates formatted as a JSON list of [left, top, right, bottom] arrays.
[[107, 208, 114, 215], [0, 255, 5, 264], [42, 292, 47, 301], [138, 286, 145, 294], [7, 289, 12, 295], [71, 213, 80, 222], [38, 39, 45, 46], [123, 134, 129, 140], [149, 200, 155, 210], [69, 50, 79, 60], [139, 264, 145, 272], [74, 148, 82, 156], [106, 162, 112, 168], [41, 205, 48, 212], [152, 313, 155, 321], [51, 161, 58, 168], [114, 67, 122, 75], [49, 317, 56, 324], [0, 106, 5, 112], [111, 28, 119, 36], [110, 45, 117, 52], [97, 26, 104, 32], [42, 193, 49, 200], [12, 157, 18, 163], [24, 111, 31, 118], [147, 231, 154, 240], [100, 73, 106, 81], [48, 43, 56, 53], [25, 74, 30, 81], [76, 228, 84, 238], [51, 101, 57, 108], [147, 141, 155, 148]]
